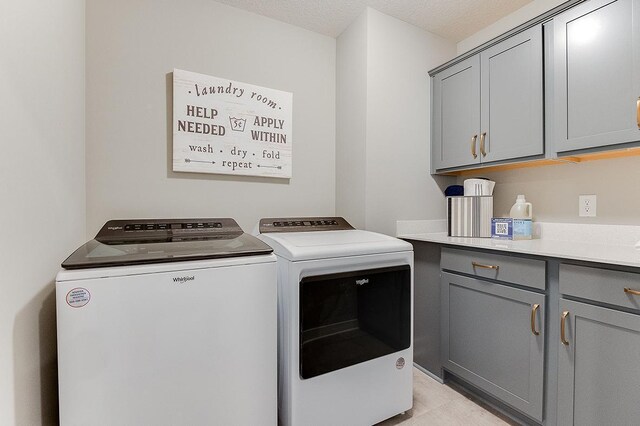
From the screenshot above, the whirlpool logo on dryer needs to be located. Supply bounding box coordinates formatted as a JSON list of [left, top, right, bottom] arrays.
[[355, 278, 369, 285], [173, 276, 195, 283]]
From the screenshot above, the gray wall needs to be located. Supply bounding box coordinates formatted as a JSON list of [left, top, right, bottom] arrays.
[[336, 11, 368, 229], [336, 8, 456, 235], [365, 9, 456, 235], [86, 0, 336, 235], [473, 156, 640, 224], [0, 0, 86, 423]]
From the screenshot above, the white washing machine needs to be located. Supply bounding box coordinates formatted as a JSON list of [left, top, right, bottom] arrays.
[[257, 217, 414, 426], [56, 218, 277, 426]]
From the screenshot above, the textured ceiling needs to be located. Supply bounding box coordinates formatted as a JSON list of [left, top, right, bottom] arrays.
[[215, 0, 533, 41]]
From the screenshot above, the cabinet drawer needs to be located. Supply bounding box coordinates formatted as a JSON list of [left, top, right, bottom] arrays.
[[441, 247, 545, 290], [560, 263, 640, 311]]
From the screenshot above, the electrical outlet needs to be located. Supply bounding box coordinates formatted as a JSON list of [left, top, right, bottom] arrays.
[[579, 194, 597, 217]]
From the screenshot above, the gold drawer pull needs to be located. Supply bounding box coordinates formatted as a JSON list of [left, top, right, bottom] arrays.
[[471, 134, 478, 159], [624, 287, 640, 296], [472, 261, 499, 270], [531, 304, 540, 336], [561, 311, 570, 346], [480, 132, 487, 157]]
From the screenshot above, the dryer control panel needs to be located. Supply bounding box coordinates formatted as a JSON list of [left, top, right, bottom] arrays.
[[259, 217, 354, 233]]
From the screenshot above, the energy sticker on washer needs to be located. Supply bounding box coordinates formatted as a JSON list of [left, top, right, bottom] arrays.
[[66, 288, 91, 308]]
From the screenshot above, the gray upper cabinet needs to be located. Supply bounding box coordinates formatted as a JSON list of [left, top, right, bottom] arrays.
[[432, 25, 543, 172], [557, 299, 640, 425], [553, 0, 640, 153], [432, 56, 481, 170], [481, 26, 544, 163], [441, 272, 545, 422]]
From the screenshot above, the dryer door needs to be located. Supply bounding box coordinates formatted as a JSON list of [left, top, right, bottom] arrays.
[[299, 265, 411, 379]]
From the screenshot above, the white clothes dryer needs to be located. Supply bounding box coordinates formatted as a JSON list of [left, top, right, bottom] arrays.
[[257, 217, 413, 426], [56, 218, 277, 426]]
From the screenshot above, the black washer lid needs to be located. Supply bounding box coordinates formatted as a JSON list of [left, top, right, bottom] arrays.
[[61, 218, 273, 270]]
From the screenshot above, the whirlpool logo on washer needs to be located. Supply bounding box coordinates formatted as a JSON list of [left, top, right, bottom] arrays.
[[355, 278, 369, 285], [173, 276, 195, 284]]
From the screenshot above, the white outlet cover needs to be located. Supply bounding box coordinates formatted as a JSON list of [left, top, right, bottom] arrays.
[[579, 194, 597, 217]]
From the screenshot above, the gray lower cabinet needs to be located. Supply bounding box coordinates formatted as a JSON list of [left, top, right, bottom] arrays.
[[441, 272, 545, 422], [557, 299, 640, 425], [553, 0, 640, 153], [419, 245, 640, 424], [432, 25, 543, 172]]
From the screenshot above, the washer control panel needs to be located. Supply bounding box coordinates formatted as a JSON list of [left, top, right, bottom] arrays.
[[96, 218, 241, 243], [121, 222, 223, 232], [259, 217, 353, 233]]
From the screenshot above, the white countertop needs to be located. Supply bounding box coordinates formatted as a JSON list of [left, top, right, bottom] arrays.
[[397, 221, 640, 269]]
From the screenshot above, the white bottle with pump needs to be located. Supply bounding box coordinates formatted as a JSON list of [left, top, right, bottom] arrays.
[[510, 195, 532, 239]]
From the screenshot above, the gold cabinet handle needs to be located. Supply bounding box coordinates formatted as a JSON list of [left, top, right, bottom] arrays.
[[471, 134, 478, 159], [471, 261, 499, 270], [530, 304, 540, 336], [560, 311, 570, 346], [480, 132, 487, 157], [624, 287, 640, 296], [637, 97, 640, 129]]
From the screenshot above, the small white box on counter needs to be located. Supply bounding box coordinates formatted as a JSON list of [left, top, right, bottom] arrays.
[[491, 218, 513, 239], [491, 218, 533, 240], [446, 196, 493, 238]]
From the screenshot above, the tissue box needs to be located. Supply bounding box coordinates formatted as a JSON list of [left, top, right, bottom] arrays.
[[447, 196, 493, 238], [491, 218, 532, 240], [491, 218, 513, 239]]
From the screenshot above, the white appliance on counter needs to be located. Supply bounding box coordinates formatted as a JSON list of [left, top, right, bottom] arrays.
[[56, 218, 277, 425], [257, 217, 414, 426]]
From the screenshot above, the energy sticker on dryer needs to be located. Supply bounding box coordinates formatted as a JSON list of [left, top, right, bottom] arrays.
[[172, 69, 293, 178]]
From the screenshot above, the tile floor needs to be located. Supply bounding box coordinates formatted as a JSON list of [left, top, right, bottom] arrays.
[[377, 368, 518, 426]]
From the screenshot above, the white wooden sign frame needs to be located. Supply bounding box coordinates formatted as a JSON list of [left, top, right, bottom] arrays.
[[173, 69, 292, 178]]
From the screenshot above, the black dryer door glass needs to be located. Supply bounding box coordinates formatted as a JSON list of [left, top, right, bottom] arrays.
[[299, 265, 411, 379]]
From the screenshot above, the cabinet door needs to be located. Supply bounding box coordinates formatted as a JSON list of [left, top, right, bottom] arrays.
[[441, 272, 545, 421], [554, 0, 640, 152], [480, 25, 543, 163], [432, 55, 481, 170], [558, 299, 640, 425]]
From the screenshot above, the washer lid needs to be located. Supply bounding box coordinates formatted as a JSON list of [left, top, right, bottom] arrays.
[[258, 229, 412, 261], [61, 218, 273, 269]]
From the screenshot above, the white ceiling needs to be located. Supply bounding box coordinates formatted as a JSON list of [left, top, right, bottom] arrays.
[[215, 0, 533, 41]]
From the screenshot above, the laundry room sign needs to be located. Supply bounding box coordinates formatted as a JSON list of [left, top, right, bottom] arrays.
[[172, 69, 293, 178]]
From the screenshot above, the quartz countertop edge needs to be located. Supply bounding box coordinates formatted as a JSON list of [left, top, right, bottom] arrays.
[[399, 231, 640, 269]]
